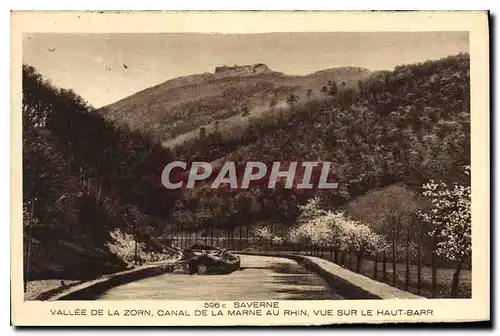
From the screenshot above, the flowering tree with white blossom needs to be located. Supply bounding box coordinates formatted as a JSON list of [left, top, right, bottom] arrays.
[[337, 220, 386, 271], [297, 197, 327, 224], [289, 198, 385, 271], [419, 166, 471, 297], [254, 226, 273, 241], [253, 225, 284, 250]]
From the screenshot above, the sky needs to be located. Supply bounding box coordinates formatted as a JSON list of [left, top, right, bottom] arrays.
[[23, 32, 469, 108]]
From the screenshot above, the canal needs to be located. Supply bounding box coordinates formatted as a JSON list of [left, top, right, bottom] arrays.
[[94, 254, 344, 300]]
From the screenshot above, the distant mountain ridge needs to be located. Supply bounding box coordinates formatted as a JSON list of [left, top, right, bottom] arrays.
[[98, 64, 371, 144]]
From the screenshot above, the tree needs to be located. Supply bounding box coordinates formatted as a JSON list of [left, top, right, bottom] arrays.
[[289, 197, 385, 271], [124, 205, 142, 265], [241, 106, 250, 117], [23, 198, 37, 291], [297, 197, 327, 224], [337, 219, 385, 273], [419, 166, 471, 297], [357, 80, 364, 96], [286, 94, 298, 107], [269, 96, 278, 112], [253, 226, 276, 251], [306, 89, 313, 100], [328, 81, 338, 96], [22, 65, 55, 129], [199, 126, 206, 138], [348, 184, 420, 286]]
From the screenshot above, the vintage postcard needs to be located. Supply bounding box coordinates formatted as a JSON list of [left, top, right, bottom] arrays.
[[11, 11, 490, 326]]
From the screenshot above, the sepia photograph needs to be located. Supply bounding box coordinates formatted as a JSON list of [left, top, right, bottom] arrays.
[[11, 11, 489, 325]]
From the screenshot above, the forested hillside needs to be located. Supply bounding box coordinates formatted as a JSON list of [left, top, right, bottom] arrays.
[[171, 53, 470, 229], [99, 65, 370, 145], [22, 65, 179, 279]]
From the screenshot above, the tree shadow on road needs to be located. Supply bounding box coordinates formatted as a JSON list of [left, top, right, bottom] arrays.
[[258, 261, 344, 299], [272, 288, 343, 300]]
